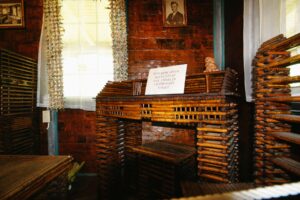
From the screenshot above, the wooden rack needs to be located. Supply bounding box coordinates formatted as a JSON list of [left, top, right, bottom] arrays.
[[0, 49, 37, 154], [252, 33, 300, 185], [96, 68, 239, 198]]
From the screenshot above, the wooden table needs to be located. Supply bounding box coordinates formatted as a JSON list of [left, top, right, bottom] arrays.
[[0, 155, 73, 200]]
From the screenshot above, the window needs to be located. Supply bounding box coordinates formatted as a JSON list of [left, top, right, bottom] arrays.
[[62, 0, 113, 110], [286, 0, 300, 95]]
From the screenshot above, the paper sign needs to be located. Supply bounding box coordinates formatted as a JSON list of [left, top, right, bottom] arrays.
[[145, 64, 187, 95], [42, 110, 50, 123]]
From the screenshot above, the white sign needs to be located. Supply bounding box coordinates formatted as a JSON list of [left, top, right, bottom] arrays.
[[145, 64, 187, 95]]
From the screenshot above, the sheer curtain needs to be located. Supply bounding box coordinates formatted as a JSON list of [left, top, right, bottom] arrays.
[[37, 0, 114, 111], [37, 20, 49, 108], [243, 0, 286, 102]]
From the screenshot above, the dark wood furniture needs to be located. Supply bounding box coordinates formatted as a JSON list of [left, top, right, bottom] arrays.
[[180, 182, 255, 197], [0, 49, 37, 154], [0, 155, 73, 200], [132, 140, 196, 199], [252, 33, 300, 185], [96, 68, 240, 198]]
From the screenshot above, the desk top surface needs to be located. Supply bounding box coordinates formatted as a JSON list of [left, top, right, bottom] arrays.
[[131, 140, 195, 164], [0, 155, 72, 200]]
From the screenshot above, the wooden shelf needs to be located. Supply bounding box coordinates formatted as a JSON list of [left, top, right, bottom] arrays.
[[263, 96, 300, 102], [262, 54, 300, 69], [252, 33, 300, 185], [272, 157, 300, 176], [271, 114, 300, 123], [268, 76, 300, 84], [131, 140, 195, 164], [269, 132, 300, 145]]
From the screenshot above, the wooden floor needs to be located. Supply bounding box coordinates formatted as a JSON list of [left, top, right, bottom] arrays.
[[68, 175, 98, 200], [69, 175, 141, 200]]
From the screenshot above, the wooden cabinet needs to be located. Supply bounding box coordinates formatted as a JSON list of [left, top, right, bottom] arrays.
[[252, 33, 300, 185], [96, 69, 239, 198], [0, 49, 37, 154]]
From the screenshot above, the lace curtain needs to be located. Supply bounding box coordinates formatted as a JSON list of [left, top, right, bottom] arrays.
[[37, 0, 64, 109], [38, 0, 128, 111], [110, 0, 128, 81]]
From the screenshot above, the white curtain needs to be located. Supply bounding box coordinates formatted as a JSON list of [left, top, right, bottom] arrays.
[[37, 20, 49, 108], [243, 0, 287, 102], [37, 0, 114, 111]]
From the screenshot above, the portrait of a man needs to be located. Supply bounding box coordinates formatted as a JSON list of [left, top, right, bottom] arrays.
[[163, 0, 187, 27]]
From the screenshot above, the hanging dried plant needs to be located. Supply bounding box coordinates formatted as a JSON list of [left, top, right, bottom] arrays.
[[109, 0, 128, 81], [43, 0, 64, 109]]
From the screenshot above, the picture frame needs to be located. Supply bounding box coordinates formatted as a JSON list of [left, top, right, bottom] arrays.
[[0, 0, 25, 28], [162, 0, 187, 27]]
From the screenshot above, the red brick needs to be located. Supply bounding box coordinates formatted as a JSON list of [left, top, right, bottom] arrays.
[[128, 0, 213, 79]]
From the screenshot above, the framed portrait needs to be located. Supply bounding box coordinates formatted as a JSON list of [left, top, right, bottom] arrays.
[[162, 0, 187, 27], [0, 0, 25, 28]]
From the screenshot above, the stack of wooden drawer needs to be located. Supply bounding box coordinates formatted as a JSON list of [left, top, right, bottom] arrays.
[[123, 120, 142, 193], [131, 140, 196, 199], [197, 98, 239, 183], [96, 68, 239, 198], [95, 116, 125, 199], [252, 33, 300, 185], [0, 49, 37, 154]]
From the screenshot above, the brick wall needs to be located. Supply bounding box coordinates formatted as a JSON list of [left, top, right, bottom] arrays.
[[1, 0, 219, 173], [127, 0, 213, 80], [40, 109, 97, 173], [0, 0, 43, 60], [128, 0, 213, 146], [58, 109, 97, 173]]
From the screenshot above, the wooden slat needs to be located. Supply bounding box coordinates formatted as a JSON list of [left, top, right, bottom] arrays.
[[131, 140, 195, 164], [271, 114, 300, 123], [268, 76, 300, 84], [272, 157, 300, 176], [263, 96, 300, 102], [0, 49, 37, 154], [270, 32, 300, 51], [1, 49, 36, 63], [261, 54, 300, 69], [269, 132, 300, 145], [0, 155, 73, 200]]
